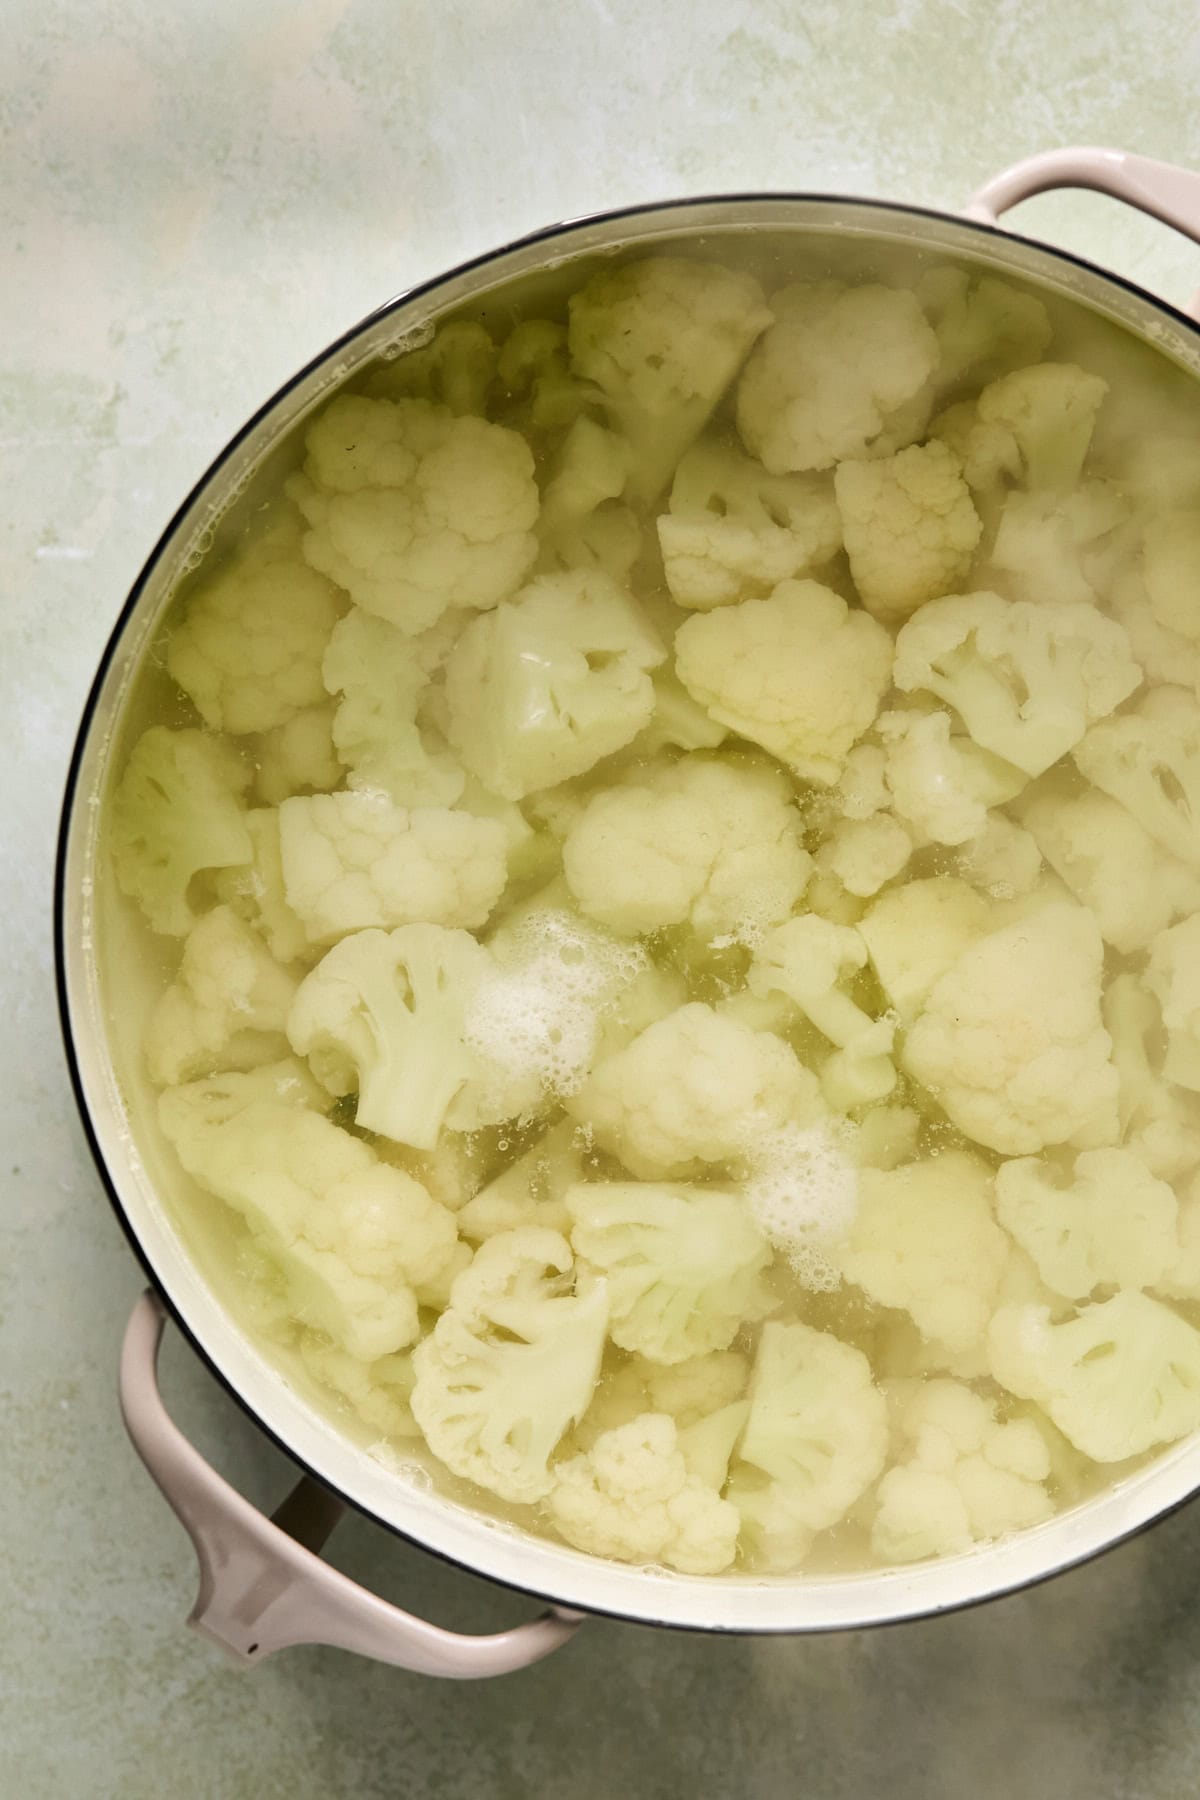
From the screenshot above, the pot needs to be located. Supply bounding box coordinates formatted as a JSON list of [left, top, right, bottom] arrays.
[[57, 145, 1200, 1676]]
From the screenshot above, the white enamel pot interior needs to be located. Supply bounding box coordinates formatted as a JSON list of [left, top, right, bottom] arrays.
[[57, 192, 1200, 1636]]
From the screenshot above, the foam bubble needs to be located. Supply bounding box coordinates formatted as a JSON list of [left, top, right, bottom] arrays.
[[740, 1121, 859, 1292]]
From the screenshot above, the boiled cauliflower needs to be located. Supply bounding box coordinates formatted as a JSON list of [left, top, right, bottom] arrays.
[[901, 902, 1119, 1155], [366, 320, 497, 416], [111, 727, 252, 937], [442, 568, 665, 800], [277, 791, 508, 943], [1074, 687, 1200, 872], [534, 416, 641, 582], [213, 807, 311, 965], [167, 558, 343, 736], [839, 1152, 1009, 1351], [566, 1180, 773, 1364], [917, 265, 1052, 394], [674, 578, 893, 784], [1146, 917, 1200, 1092], [988, 1291, 1200, 1461], [736, 280, 938, 473], [298, 1335, 421, 1442], [253, 704, 344, 807], [989, 479, 1129, 610], [410, 1228, 608, 1504], [1109, 565, 1200, 692], [878, 705, 1025, 846], [321, 604, 466, 808], [561, 753, 811, 940], [893, 591, 1140, 778], [954, 814, 1042, 900], [567, 255, 772, 502], [656, 437, 840, 608], [456, 1119, 585, 1242], [547, 1413, 740, 1574], [976, 362, 1108, 491], [748, 915, 897, 1109], [995, 1147, 1177, 1301], [145, 904, 298, 1086], [815, 813, 913, 900], [567, 1001, 824, 1180], [858, 875, 992, 1023], [1104, 972, 1200, 1182], [870, 1378, 1053, 1564], [834, 440, 981, 619], [290, 394, 539, 631]]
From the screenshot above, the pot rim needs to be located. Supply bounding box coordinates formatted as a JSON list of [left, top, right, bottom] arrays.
[[55, 187, 1200, 1635]]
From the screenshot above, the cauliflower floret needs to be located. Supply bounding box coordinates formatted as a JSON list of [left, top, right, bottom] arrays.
[[562, 753, 811, 940], [995, 1147, 1177, 1301], [675, 579, 894, 785], [734, 1321, 888, 1535], [748, 915, 897, 1109], [989, 479, 1130, 610], [1019, 775, 1200, 953], [567, 256, 772, 502], [1073, 687, 1200, 870], [988, 1292, 1200, 1461], [955, 814, 1043, 900], [457, 1119, 585, 1242], [145, 904, 298, 1086], [1146, 917, 1200, 1092], [736, 281, 938, 474], [159, 1072, 459, 1359], [547, 1413, 740, 1575], [901, 902, 1119, 1155], [1104, 972, 1200, 1181], [929, 400, 1023, 519], [566, 1180, 773, 1364], [859, 875, 992, 1023], [111, 727, 253, 937], [167, 558, 343, 736], [289, 394, 539, 631], [365, 321, 497, 416], [213, 807, 311, 965], [442, 568, 665, 801], [495, 318, 597, 435], [817, 813, 912, 900], [298, 1335, 421, 1441], [917, 265, 1052, 393], [568, 1001, 824, 1180], [878, 705, 1025, 846], [321, 605, 467, 808], [1156, 1166, 1200, 1300], [834, 440, 981, 620], [839, 1152, 1009, 1351], [1141, 510, 1200, 645], [570, 1347, 750, 1453], [253, 704, 344, 806], [278, 791, 508, 943], [657, 437, 841, 609], [836, 743, 890, 821], [976, 362, 1108, 491], [850, 1103, 922, 1171], [638, 667, 729, 755], [870, 1378, 1053, 1564], [893, 591, 1140, 778], [410, 1228, 608, 1504], [1109, 567, 1200, 691], [535, 416, 641, 583]]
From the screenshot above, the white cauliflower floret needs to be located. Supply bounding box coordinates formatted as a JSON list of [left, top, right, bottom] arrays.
[[290, 394, 539, 631], [859, 875, 992, 1023], [1074, 687, 1200, 871], [566, 1180, 773, 1364], [567, 256, 772, 502], [1141, 511, 1200, 644], [734, 1321, 888, 1536], [1109, 566, 1200, 691], [278, 791, 508, 943], [817, 813, 912, 900], [442, 568, 665, 800], [955, 814, 1042, 899], [570, 1348, 750, 1453], [535, 416, 641, 583], [748, 915, 896, 1109], [167, 558, 342, 735], [989, 479, 1129, 609], [675, 578, 894, 785], [365, 320, 497, 416], [737, 281, 938, 474], [1104, 972, 1200, 1181], [410, 1228, 608, 1504], [988, 1291, 1200, 1461], [657, 437, 840, 609], [917, 265, 1052, 393], [253, 704, 344, 806], [145, 904, 298, 1086], [496, 317, 596, 434], [568, 1001, 824, 1180], [547, 1413, 740, 1575], [1157, 1167, 1200, 1300], [839, 1152, 1009, 1351], [850, 1104, 922, 1171], [298, 1335, 420, 1441], [1019, 775, 1200, 954], [638, 667, 729, 754], [1146, 917, 1200, 1092], [562, 753, 811, 939], [834, 440, 981, 620], [902, 902, 1119, 1155], [159, 1070, 459, 1359], [321, 605, 466, 808], [929, 400, 1023, 519], [976, 362, 1108, 490], [995, 1147, 1177, 1301], [893, 591, 1140, 778], [878, 705, 1025, 846], [870, 1378, 1053, 1564], [836, 743, 890, 820], [111, 727, 253, 938], [213, 807, 311, 965], [457, 1119, 585, 1242]]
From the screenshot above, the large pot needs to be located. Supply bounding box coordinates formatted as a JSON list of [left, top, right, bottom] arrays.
[[56, 146, 1200, 1677]]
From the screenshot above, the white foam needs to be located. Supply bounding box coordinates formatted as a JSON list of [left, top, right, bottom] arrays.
[[740, 1121, 859, 1291]]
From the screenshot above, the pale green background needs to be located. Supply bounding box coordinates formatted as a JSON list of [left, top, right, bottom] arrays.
[[7, 2, 1200, 1794]]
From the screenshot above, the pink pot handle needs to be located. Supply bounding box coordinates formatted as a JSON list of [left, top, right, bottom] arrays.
[[965, 146, 1200, 322], [119, 1291, 582, 1676]]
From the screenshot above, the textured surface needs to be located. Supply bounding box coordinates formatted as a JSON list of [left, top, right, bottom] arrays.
[[7, 1, 1200, 1794]]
